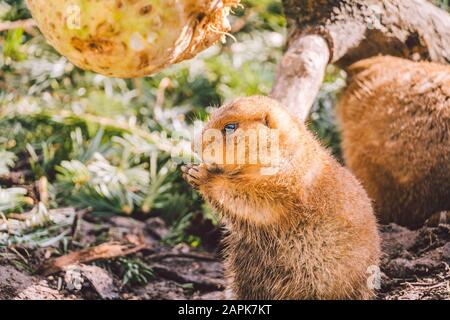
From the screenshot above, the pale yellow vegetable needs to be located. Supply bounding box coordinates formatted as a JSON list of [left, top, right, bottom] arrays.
[[26, 0, 240, 78]]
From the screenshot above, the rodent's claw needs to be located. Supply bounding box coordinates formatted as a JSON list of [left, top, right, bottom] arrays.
[[181, 164, 202, 190]]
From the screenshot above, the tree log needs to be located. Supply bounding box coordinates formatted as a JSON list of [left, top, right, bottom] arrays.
[[271, 0, 450, 121], [271, 33, 330, 122]]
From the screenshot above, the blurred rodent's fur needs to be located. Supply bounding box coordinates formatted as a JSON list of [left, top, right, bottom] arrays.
[[337, 56, 450, 229]]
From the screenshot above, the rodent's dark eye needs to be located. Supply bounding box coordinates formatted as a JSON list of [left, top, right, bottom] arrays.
[[223, 123, 238, 134]]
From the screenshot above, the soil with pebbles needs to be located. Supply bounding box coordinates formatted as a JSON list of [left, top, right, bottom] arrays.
[[1, 214, 449, 300]]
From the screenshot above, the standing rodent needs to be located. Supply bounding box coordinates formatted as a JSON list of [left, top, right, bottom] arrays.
[[182, 96, 380, 300], [337, 56, 450, 229]]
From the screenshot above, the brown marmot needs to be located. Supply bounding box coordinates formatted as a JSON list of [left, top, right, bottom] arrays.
[[182, 96, 380, 300], [337, 56, 450, 229]]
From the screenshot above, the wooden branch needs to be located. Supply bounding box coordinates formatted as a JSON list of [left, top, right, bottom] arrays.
[[282, 0, 450, 66], [270, 32, 330, 122], [39, 242, 147, 276], [273, 0, 450, 121]]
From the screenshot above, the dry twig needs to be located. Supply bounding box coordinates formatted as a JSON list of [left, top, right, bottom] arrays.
[[39, 242, 147, 276]]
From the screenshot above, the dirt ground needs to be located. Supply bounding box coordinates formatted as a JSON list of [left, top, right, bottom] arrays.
[[0, 213, 449, 300]]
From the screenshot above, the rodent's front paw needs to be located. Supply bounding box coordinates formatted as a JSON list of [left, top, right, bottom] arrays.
[[181, 163, 205, 190]]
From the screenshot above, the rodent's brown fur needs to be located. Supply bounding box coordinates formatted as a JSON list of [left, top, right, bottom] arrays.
[[182, 96, 380, 300], [337, 56, 450, 229]]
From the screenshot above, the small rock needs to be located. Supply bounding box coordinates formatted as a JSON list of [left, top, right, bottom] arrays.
[[380, 223, 417, 258], [14, 280, 69, 300], [64, 265, 84, 292], [384, 258, 413, 278], [110, 216, 146, 230], [146, 217, 169, 240], [410, 256, 443, 275], [442, 242, 450, 263], [385, 254, 444, 278], [174, 243, 191, 254], [79, 264, 119, 300], [0, 265, 35, 299], [109, 216, 148, 244]]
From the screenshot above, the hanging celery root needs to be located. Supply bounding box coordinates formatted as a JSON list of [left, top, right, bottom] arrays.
[[26, 0, 240, 78]]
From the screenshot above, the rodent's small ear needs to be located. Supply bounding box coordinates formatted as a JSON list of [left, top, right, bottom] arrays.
[[263, 112, 276, 129]]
